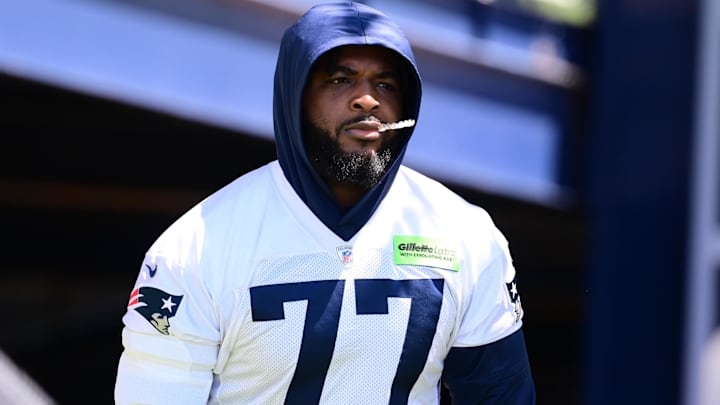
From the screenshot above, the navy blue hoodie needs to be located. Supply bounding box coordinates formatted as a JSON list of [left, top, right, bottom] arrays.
[[273, 2, 421, 241]]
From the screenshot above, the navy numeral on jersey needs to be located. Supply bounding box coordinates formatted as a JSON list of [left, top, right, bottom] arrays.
[[250, 278, 444, 405], [250, 280, 344, 404], [355, 279, 444, 404]]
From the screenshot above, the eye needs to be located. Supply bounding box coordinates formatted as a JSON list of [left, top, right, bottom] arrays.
[[377, 82, 396, 91], [330, 77, 350, 84]]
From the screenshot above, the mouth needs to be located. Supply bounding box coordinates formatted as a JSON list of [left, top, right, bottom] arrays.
[[343, 120, 383, 140]]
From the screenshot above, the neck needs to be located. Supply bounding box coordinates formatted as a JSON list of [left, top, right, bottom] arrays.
[[327, 181, 366, 208]]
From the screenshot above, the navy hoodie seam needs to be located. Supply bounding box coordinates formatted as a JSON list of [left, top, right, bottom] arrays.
[[351, 2, 368, 44]]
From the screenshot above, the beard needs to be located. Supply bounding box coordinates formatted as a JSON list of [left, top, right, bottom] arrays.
[[303, 119, 395, 191]]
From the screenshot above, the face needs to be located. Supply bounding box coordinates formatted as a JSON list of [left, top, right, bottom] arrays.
[[302, 45, 405, 190], [150, 313, 170, 335]]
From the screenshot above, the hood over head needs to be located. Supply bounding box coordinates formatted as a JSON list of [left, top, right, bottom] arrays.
[[273, 2, 422, 241]]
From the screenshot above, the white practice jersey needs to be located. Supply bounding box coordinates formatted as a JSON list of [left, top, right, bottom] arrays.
[[115, 161, 524, 405]]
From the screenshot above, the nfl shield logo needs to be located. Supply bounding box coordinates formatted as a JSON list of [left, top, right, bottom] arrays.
[[336, 245, 353, 265]]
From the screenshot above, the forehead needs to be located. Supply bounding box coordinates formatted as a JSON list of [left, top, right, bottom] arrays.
[[313, 45, 402, 73]]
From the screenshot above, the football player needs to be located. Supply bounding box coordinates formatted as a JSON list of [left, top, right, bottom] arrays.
[[115, 2, 535, 403]]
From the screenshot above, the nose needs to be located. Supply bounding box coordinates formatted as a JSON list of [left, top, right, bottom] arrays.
[[351, 92, 380, 113]]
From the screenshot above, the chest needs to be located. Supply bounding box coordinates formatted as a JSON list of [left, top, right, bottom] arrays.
[[216, 248, 461, 404]]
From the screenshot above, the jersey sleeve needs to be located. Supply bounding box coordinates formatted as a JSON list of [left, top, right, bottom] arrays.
[[114, 251, 221, 405], [442, 329, 535, 404], [453, 223, 525, 347], [442, 222, 535, 403]]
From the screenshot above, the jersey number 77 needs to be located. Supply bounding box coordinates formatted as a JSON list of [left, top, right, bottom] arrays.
[[250, 278, 444, 405]]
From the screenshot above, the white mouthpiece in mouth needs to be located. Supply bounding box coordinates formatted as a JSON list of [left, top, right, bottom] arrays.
[[378, 119, 416, 132]]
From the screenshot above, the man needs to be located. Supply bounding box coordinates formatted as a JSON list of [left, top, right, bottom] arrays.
[[115, 2, 535, 404]]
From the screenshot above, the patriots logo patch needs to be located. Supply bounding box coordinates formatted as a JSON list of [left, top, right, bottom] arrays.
[[128, 287, 183, 335], [505, 275, 524, 323]]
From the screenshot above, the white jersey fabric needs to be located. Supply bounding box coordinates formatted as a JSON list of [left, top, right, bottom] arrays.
[[115, 161, 524, 404]]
